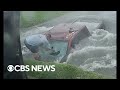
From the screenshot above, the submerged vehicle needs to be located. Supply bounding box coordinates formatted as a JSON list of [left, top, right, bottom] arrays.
[[44, 23, 91, 62], [40, 18, 104, 62], [22, 18, 104, 63]]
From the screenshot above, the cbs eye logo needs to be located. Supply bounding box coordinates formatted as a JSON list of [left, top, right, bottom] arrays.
[[7, 65, 14, 72], [7, 65, 30, 72]]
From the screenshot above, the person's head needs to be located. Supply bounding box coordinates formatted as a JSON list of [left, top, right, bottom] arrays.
[[69, 28, 74, 33]]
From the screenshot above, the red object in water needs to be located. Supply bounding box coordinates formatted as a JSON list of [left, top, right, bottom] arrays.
[[45, 23, 91, 62]]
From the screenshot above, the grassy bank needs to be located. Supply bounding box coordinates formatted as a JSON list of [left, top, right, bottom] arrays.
[[24, 60, 107, 79], [20, 11, 68, 28]]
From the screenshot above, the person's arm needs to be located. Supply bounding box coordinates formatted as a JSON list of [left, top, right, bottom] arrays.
[[43, 38, 53, 51], [45, 46, 55, 53]]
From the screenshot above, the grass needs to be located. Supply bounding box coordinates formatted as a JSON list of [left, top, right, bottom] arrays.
[[24, 59, 108, 79], [20, 11, 68, 28]]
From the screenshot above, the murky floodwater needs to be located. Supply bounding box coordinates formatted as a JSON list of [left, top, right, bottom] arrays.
[[20, 11, 116, 78], [66, 29, 116, 78]]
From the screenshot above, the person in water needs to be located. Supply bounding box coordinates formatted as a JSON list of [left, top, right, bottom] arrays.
[[24, 34, 58, 60], [66, 28, 75, 39]]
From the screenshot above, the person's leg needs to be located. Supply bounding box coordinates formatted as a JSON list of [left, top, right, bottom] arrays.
[[31, 46, 41, 60], [33, 53, 41, 60]]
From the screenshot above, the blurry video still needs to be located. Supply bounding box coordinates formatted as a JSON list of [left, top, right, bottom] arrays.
[[4, 11, 116, 79]]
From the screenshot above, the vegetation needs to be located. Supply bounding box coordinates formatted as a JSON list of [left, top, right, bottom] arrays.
[[24, 59, 107, 79], [20, 11, 68, 28]]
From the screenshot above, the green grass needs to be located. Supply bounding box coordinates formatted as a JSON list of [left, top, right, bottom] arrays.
[[20, 11, 68, 28], [24, 59, 108, 79]]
